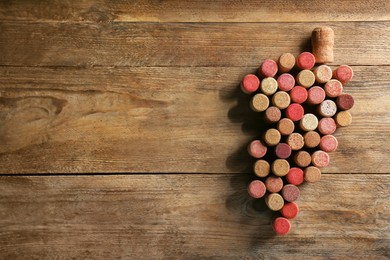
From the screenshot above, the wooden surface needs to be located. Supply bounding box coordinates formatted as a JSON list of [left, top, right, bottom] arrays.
[[0, 1, 389, 259]]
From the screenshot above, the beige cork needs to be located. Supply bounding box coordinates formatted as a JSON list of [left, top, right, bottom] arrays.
[[314, 65, 333, 83], [287, 133, 304, 150], [278, 53, 296, 73], [318, 100, 338, 117], [304, 131, 321, 148], [250, 93, 269, 112], [272, 159, 290, 177], [294, 150, 312, 167], [335, 110, 353, 127], [312, 27, 334, 63], [296, 70, 315, 88], [266, 193, 285, 211], [300, 113, 318, 131], [272, 91, 291, 110], [261, 77, 278, 96], [254, 159, 270, 178], [304, 166, 322, 183], [264, 128, 281, 146], [277, 118, 295, 135]]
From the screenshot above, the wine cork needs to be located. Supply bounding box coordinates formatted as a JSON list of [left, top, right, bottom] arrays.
[[336, 93, 354, 110], [296, 69, 315, 88], [259, 59, 278, 78], [324, 79, 343, 98], [264, 106, 281, 124], [250, 93, 270, 112], [272, 91, 291, 110], [312, 150, 330, 168], [307, 86, 326, 105], [265, 175, 284, 193], [304, 166, 322, 183], [277, 118, 295, 135], [320, 135, 338, 153], [314, 65, 332, 83], [254, 160, 270, 178], [272, 217, 291, 235], [318, 117, 337, 135], [247, 180, 266, 199], [286, 103, 304, 121], [248, 140, 267, 158], [290, 86, 308, 104], [318, 100, 337, 117], [287, 133, 304, 151], [297, 52, 316, 70], [300, 113, 318, 131], [263, 128, 281, 146], [311, 26, 334, 63], [275, 143, 292, 159], [261, 77, 278, 96], [304, 131, 321, 148], [241, 74, 260, 94], [277, 73, 295, 91], [335, 110, 352, 127], [278, 53, 296, 73], [266, 193, 285, 212], [294, 150, 311, 168], [282, 184, 300, 202], [286, 167, 304, 185], [271, 158, 290, 177], [333, 65, 353, 84], [281, 202, 299, 219]]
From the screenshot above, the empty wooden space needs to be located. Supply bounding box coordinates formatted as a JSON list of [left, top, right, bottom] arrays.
[[0, 1, 389, 259]]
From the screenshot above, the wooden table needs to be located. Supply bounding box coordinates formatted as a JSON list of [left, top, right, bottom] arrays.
[[0, 1, 389, 259]]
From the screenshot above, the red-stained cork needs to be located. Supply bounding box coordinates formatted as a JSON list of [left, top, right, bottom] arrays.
[[294, 150, 312, 168], [275, 143, 292, 159], [314, 65, 333, 83], [282, 184, 300, 202], [290, 86, 308, 104], [304, 166, 322, 183], [259, 59, 278, 78], [277, 118, 295, 136], [297, 52, 316, 70], [272, 217, 291, 235], [307, 86, 326, 105], [312, 150, 330, 168], [318, 117, 337, 135], [264, 106, 282, 124], [278, 53, 296, 73], [248, 140, 267, 158], [333, 65, 353, 84], [247, 180, 266, 199], [304, 131, 321, 148], [286, 103, 304, 121], [286, 167, 304, 185], [336, 94, 354, 111], [265, 175, 284, 193], [324, 79, 343, 98], [277, 73, 295, 91], [281, 202, 299, 219], [312, 27, 334, 63], [241, 74, 260, 94], [320, 135, 338, 153]]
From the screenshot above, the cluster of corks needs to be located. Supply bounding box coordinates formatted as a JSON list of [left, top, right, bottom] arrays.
[[241, 27, 354, 235]]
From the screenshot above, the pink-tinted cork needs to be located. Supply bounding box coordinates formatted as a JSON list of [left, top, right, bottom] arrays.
[[275, 143, 292, 159], [259, 59, 278, 78], [273, 217, 291, 235], [318, 117, 337, 135], [320, 135, 338, 153], [324, 79, 343, 98], [248, 140, 267, 158], [241, 74, 260, 94], [281, 202, 299, 219], [290, 86, 308, 104], [297, 52, 316, 70], [307, 86, 326, 105], [333, 65, 353, 84], [277, 73, 295, 91], [282, 184, 300, 202], [336, 94, 354, 111], [312, 150, 330, 168], [286, 167, 304, 186], [265, 175, 284, 193], [286, 103, 304, 121], [247, 180, 266, 199]]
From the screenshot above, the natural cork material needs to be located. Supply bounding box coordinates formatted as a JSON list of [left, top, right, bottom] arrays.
[[265, 175, 284, 193], [272, 91, 291, 109], [264, 128, 281, 146], [296, 69, 315, 88], [287, 133, 304, 150], [318, 100, 337, 117], [264, 106, 281, 123], [300, 113, 319, 131], [250, 93, 269, 112], [278, 53, 295, 73], [254, 160, 270, 178], [314, 65, 332, 83], [261, 77, 278, 96], [304, 166, 322, 183], [304, 131, 321, 148], [294, 150, 312, 167], [312, 150, 330, 168], [266, 193, 285, 211], [335, 110, 353, 127], [277, 118, 295, 135], [312, 27, 334, 63], [324, 79, 343, 98], [272, 158, 290, 177]]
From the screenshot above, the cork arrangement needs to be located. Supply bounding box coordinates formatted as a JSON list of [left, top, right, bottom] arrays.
[[242, 27, 354, 235]]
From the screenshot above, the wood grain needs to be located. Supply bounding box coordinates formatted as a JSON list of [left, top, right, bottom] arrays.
[[0, 0, 389, 23], [0, 66, 389, 174], [0, 21, 389, 67], [0, 174, 388, 259]]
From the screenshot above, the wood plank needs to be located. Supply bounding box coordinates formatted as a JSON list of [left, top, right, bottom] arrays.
[[0, 174, 388, 259], [0, 21, 389, 67], [0, 66, 389, 174], [0, 0, 389, 23]]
